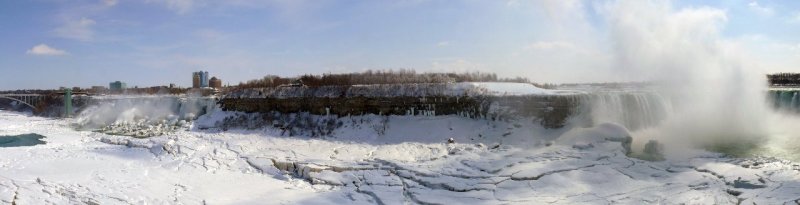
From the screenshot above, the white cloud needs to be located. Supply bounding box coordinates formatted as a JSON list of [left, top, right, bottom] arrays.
[[524, 41, 575, 50], [26, 44, 68, 56], [506, 0, 520, 7], [790, 12, 800, 23], [436, 41, 450, 47], [748, 1, 774, 17], [735, 34, 800, 71], [54, 17, 96, 41], [103, 0, 118, 7], [147, 0, 198, 14], [539, 0, 585, 21], [195, 29, 227, 41]]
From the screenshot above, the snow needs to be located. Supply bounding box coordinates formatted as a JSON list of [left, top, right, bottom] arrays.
[[454, 82, 555, 96], [1, 110, 800, 204], [74, 96, 217, 137]]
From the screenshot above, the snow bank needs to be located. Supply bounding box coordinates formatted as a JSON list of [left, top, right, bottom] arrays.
[[454, 82, 554, 96]]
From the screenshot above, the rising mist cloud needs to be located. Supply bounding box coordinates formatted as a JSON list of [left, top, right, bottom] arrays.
[[601, 0, 771, 150]]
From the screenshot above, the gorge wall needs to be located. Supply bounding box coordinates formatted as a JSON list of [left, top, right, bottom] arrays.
[[219, 95, 582, 129]]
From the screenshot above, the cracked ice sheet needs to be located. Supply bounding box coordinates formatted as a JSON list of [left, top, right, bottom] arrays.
[[0, 112, 370, 204], [3, 111, 800, 204], [0, 144, 357, 204]]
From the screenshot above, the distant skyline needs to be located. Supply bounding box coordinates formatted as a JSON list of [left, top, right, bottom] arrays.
[[2, 0, 800, 89]]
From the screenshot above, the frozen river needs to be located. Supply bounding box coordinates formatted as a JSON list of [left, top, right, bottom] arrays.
[[0, 110, 800, 204]]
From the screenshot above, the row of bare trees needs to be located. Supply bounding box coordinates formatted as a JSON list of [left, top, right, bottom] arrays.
[[768, 73, 800, 86], [235, 70, 548, 89]]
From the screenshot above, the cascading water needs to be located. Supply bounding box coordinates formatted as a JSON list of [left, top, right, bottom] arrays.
[[569, 90, 673, 132], [74, 96, 218, 137], [768, 89, 800, 113]]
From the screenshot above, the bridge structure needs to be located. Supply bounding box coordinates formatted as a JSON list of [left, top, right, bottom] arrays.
[[0, 94, 44, 110], [1, 90, 92, 116]]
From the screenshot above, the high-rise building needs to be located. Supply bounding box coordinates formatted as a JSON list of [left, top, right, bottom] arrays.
[[201, 71, 209, 88], [109, 81, 127, 91], [192, 72, 201, 88], [209, 77, 222, 88], [193, 71, 210, 88]]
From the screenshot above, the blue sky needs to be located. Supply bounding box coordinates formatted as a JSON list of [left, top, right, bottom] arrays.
[[1, 0, 799, 89]]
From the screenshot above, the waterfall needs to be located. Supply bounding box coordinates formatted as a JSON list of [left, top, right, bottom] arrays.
[[574, 91, 673, 131], [768, 90, 800, 113], [75, 96, 218, 129]]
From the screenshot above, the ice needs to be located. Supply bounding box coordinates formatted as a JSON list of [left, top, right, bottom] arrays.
[[74, 96, 217, 137], [1, 110, 800, 204]]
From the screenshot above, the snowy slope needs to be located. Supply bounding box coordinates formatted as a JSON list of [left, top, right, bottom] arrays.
[[454, 82, 555, 95]]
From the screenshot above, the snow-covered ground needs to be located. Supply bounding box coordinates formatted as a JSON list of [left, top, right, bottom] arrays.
[[0, 110, 799, 204]]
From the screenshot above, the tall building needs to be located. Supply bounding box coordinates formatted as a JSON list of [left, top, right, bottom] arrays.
[[192, 71, 210, 88], [209, 77, 222, 88], [109, 81, 127, 91], [201, 71, 209, 88], [192, 72, 201, 88]]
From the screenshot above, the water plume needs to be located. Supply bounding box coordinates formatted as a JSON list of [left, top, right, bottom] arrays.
[[74, 96, 217, 137], [598, 0, 773, 156]]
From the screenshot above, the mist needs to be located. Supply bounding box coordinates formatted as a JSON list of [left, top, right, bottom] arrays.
[[584, 0, 792, 157], [74, 96, 217, 130]]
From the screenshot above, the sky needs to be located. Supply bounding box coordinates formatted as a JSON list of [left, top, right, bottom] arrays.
[[1, 0, 799, 89]]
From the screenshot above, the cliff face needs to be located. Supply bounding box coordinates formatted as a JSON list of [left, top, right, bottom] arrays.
[[219, 94, 582, 129]]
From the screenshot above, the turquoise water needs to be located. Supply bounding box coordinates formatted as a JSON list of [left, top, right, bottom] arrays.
[[0, 133, 46, 147], [769, 90, 800, 112]]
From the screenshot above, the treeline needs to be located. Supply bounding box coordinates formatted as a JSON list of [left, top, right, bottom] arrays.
[[768, 73, 800, 86], [109, 87, 189, 95], [236, 69, 554, 89]]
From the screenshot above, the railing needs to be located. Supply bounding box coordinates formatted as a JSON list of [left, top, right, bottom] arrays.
[[0, 94, 43, 109]]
